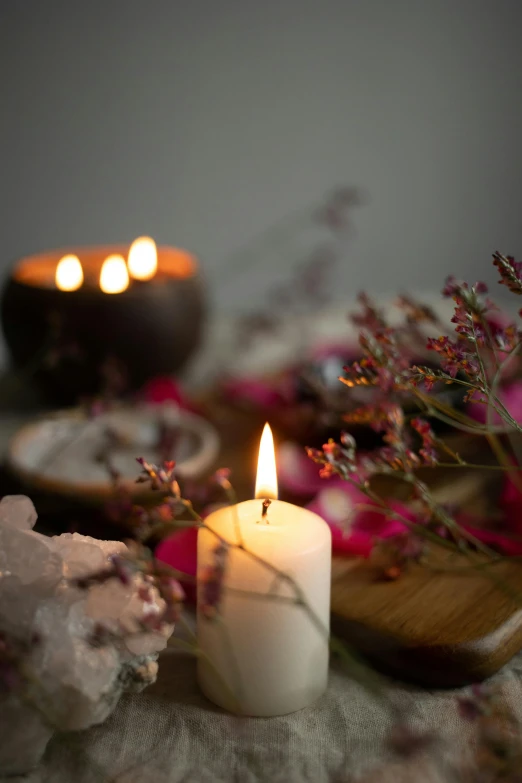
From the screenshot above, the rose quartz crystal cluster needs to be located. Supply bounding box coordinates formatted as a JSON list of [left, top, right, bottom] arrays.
[[0, 495, 174, 776]]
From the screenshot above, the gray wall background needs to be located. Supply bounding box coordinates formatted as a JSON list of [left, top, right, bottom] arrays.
[[2, 0, 522, 312]]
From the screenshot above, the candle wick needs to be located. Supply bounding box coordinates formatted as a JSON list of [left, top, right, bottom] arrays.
[[260, 498, 271, 522]]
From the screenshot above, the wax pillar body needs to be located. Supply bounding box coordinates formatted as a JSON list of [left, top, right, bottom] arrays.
[[197, 499, 331, 716]]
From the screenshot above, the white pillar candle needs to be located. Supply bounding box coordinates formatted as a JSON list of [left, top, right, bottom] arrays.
[[197, 424, 331, 716]]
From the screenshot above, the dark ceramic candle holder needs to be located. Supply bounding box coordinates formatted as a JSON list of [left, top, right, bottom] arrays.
[[1, 245, 206, 405]]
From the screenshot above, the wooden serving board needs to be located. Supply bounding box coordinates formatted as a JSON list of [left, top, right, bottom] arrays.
[[330, 555, 522, 687], [203, 399, 522, 687], [326, 454, 522, 687]]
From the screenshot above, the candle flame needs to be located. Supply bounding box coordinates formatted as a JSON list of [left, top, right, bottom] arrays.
[[99, 255, 129, 294], [255, 423, 278, 500], [55, 255, 84, 291], [127, 236, 158, 281]]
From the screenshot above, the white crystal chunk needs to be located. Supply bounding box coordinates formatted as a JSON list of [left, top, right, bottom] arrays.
[[0, 501, 174, 776], [0, 494, 37, 530]]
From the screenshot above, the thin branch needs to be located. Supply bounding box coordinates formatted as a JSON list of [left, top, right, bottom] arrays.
[[435, 462, 519, 471]]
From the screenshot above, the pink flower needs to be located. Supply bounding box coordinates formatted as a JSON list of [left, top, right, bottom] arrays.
[[426, 335, 479, 379], [156, 471, 522, 605], [305, 478, 522, 558], [155, 526, 198, 603], [220, 376, 291, 410], [500, 472, 522, 511], [140, 376, 193, 409], [462, 520, 522, 556], [496, 469, 522, 542], [154, 503, 230, 606], [306, 479, 414, 557]]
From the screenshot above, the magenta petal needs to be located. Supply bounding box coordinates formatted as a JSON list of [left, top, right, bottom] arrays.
[[141, 376, 188, 406], [462, 523, 522, 556], [496, 472, 522, 536], [221, 377, 285, 409], [332, 529, 374, 558], [352, 501, 412, 538], [500, 474, 521, 507], [466, 400, 501, 425], [454, 510, 522, 556], [467, 381, 522, 425], [487, 311, 512, 330], [307, 484, 414, 558], [310, 342, 359, 361], [155, 526, 198, 603], [500, 472, 522, 510]]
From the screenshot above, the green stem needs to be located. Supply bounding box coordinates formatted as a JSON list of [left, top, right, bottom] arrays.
[[435, 462, 521, 471], [177, 612, 198, 642], [486, 345, 522, 490], [413, 391, 488, 435], [469, 322, 522, 487], [342, 477, 462, 553]]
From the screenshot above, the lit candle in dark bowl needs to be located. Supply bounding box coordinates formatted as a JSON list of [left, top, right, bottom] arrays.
[[1, 238, 205, 405]]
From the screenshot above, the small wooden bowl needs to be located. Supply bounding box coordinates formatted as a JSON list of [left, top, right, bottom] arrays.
[[1, 245, 206, 405], [6, 405, 220, 504]]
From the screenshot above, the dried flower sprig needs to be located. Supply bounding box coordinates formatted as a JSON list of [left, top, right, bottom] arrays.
[[82, 458, 390, 708], [458, 682, 522, 780], [308, 252, 522, 585], [493, 252, 522, 297], [199, 543, 229, 619], [73, 544, 186, 645], [224, 186, 363, 358]]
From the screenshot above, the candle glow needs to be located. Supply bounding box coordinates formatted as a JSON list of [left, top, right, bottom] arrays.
[[198, 423, 331, 716], [255, 423, 278, 500], [127, 236, 158, 281], [55, 255, 84, 292], [99, 255, 129, 294]]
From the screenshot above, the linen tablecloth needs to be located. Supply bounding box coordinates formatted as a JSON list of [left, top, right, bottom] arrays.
[[0, 326, 520, 783], [5, 649, 522, 783]]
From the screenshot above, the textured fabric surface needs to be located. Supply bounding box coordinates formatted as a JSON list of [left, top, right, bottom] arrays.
[[0, 407, 520, 782], [5, 651, 522, 783]]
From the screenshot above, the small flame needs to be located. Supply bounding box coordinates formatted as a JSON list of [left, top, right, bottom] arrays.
[[255, 423, 278, 500], [55, 255, 83, 291], [127, 236, 158, 281], [99, 255, 129, 294]]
